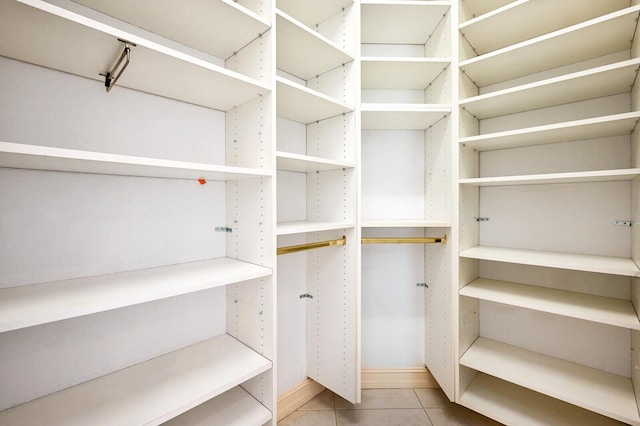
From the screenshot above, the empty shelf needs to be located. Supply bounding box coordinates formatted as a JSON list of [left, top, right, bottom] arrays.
[[163, 386, 272, 426], [460, 278, 640, 330], [459, 168, 640, 186], [276, 151, 355, 173], [460, 337, 640, 425], [0, 334, 272, 425], [361, 104, 450, 130], [0, 142, 271, 181], [460, 6, 640, 86], [276, 10, 354, 81], [277, 221, 355, 235], [276, 0, 353, 29], [459, 112, 640, 151], [0, 258, 272, 333], [361, 57, 450, 90], [361, 219, 452, 228], [459, 0, 511, 20], [460, 373, 625, 426], [459, 246, 640, 277], [460, 58, 640, 119], [276, 77, 354, 124]]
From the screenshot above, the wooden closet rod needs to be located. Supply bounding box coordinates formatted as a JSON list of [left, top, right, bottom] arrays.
[[277, 235, 347, 255], [361, 235, 447, 245]]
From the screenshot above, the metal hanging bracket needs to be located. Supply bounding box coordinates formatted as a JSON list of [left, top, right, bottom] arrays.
[[101, 39, 136, 93]]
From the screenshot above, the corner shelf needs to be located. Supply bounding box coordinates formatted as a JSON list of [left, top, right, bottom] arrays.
[[276, 76, 353, 124], [460, 5, 640, 87], [277, 221, 355, 236], [0, 142, 272, 181], [0, 258, 272, 333], [361, 104, 450, 130], [459, 278, 640, 330], [0, 334, 272, 425], [361, 57, 450, 90], [459, 246, 640, 277], [459, 112, 640, 151], [459, 168, 640, 186], [460, 337, 640, 425], [276, 151, 355, 173]]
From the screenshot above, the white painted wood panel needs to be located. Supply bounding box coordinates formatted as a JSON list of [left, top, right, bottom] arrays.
[[276, 77, 353, 124], [276, 0, 353, 29], [361, 58, 450, 90], [361, 105, 450, 130], [276, 151, 355, 173], [460, 168, 640, 186], [277, 221, 355, 236]]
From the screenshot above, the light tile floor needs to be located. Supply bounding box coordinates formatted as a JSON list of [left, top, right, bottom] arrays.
[[279, 388, 503, 426]]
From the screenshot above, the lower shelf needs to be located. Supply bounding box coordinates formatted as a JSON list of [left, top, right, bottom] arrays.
[[460, 373, 625, 426], [0, 334, 272, 425], [460, 337, 640, 425], [164, 386, 272, 426]]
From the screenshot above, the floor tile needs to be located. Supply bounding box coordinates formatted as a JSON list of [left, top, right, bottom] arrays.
[[414, 388, 456, 408], [336, 408, 431, 426], [299, 389, 335, 411], [279, 409, 337, 426], [335, 388, 422, 410], [425, 406, 502, 426]]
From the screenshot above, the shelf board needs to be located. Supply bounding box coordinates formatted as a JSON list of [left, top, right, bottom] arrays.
[[163, 386, 272, 426], [276, 10, 354, 81], [361, 1, 451, 44], [0, 142, 271, 181], [71, 0, 270, 59], [361, 104, 450, 130], [459, 0, 628, 56], [459, 59, 640, 119], [2, 0, 269, 110], [361, 57, 450, 90], [460, 337, 640, 425], [460, 6, 640, 87], [460, 278, 640, 330], [459, 168, 640, 187], [460, 373, 625, 426], [460, 112, 640, 151], [277, 221, 355, 235], [0, 258, 272, 333], [459, 246, 640, 277], [459, 0, 512, 20], [361, 219, 451, 228], [276, 151, 355, 173], [276, 0, 353, 29], [0, 334, 272, 425], [276, 76, 354, 124]]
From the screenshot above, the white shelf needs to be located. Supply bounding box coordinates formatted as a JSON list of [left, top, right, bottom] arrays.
[[277, 221, 355, 236], [459, 168, 640, 187], [361, 104, 450, 130], [459, 112, 640, 151], [0, 258, 272, 333], [460, 278, 640, 330], [276, 0, 353, 29], [0, 334, 272, 425], [361, 57, 450, 90], [276, 10, 354, 80], [459, 59, 640, 119], [361, 1, 451, 44], [70, 0, 270, 59], [276, 151, 355, 173], [460, 337, 640, 425], [460, 6, 640, 87], [1, 0, 269, 110], [362, 219, 451, 228], [163, 386, 272, 426], [459, 246, 640, 277], [276, 76, 354, 124], [460, 373, 625, 426], [0, 142, 272, 181], [459, 0, 512, 20], [459, 0, 628, 56]]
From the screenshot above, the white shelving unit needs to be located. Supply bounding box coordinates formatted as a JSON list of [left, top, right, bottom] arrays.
[[457, 1, 640, 424]]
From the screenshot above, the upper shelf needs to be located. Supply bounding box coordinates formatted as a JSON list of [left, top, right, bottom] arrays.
[[277, 0, 353, 29], [459, 0, 511, 20], [361, 1, 451, 44], [460, 112, 640, 152], [361, 58, 450, 90], [459, 246, 640, 277], [0, 257, 272, 333], [459, 168, 640, 187], [276, 10, 354, 81], [276, 151, 355, 173], [0, 142, 271, 181], [277, 221, 355, 236], [361, 104, 450, 130], [362, 219, 452, 228], [1, 0, 269, 111], [0, 334, 272, 425], [460, 5, 640, 87], [459, 58, 640, 119], [459, 0, 629, 56], [276, 76, 354, 124]]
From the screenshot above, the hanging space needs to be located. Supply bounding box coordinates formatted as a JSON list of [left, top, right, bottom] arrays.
[[0, 0, 278, 424]]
